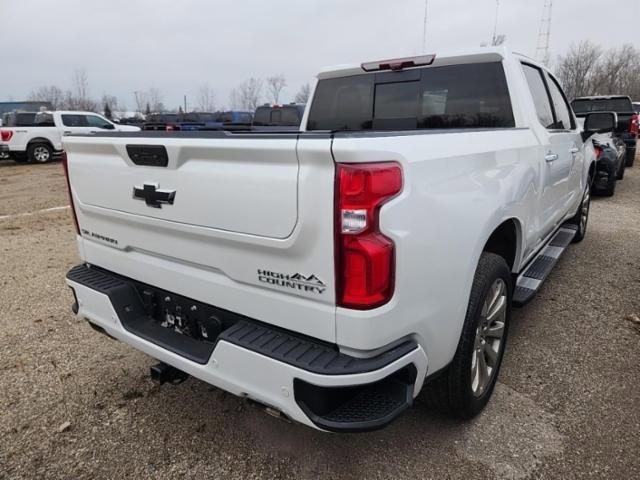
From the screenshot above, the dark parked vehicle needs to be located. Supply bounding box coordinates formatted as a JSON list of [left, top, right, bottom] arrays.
[[592, 140, 625, 196], [252, 103, 305, 129], [571, 95, 638, 167], [195, 111, 253, 130], [143, 111, 253, 131]]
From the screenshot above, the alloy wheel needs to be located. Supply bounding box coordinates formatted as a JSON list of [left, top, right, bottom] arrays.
[[471, 278, 506, 397]]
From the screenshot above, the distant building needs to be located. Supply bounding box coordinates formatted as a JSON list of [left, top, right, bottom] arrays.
[[0, 101, 53, 115]]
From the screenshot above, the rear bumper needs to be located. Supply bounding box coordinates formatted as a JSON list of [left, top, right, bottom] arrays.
[[66, 264, 428, 432]]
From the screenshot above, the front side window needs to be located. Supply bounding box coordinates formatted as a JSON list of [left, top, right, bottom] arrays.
[[522, 64, 554, 129], [86, 115, 112, 128], [546, 74, 574, 130]]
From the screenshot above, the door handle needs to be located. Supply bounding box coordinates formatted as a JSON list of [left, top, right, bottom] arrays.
[[545, 153, 559, 163], [569, 147, 580, 154], [63, 131, 72, 135]]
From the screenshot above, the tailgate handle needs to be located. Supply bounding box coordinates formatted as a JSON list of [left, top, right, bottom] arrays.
[[126, 145, 168, 167]]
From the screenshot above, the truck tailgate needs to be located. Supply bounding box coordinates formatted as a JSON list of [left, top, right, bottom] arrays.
[[63, 133, 338, 342]]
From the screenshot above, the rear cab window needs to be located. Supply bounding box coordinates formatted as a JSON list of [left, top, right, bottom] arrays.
[[571, 97, 633, 114], [307, 62, 515, 131]]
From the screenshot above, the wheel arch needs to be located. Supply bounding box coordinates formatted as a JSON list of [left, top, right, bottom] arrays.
[[27, 137, 55, 149], [481, 218, 523, 274]]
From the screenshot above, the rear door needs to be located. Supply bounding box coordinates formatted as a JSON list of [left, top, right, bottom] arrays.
[[522, 63, 572, 240], [544, 72, 584, 210]]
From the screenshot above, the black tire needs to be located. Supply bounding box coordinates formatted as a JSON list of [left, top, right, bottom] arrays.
[[569, 181, 591, 243], [420, 252, 511, 418], [27, 142, 53, 163], [599, 174, 616, 197], [616, 160, 625, 180], [626, 149, 635, 167]]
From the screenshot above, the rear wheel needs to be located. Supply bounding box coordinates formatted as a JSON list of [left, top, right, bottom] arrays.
[[617, 159, 625, 180], [570, 181, 591, 243], [27, 143, 52, 163], [421, 252, 511, 418]]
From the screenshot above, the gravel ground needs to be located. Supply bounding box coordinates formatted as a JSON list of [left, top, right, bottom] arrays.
[[0, 156, 639, 480]]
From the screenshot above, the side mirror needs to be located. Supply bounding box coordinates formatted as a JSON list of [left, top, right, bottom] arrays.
[[582, 111, 616, 140], [102, 123, 115, 130]]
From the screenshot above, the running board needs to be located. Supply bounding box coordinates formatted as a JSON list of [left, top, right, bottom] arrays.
[[513, 224, 577, 306]]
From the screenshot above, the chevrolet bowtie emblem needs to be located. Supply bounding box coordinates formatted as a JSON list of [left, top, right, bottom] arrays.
[[133, 182, 176, 208]]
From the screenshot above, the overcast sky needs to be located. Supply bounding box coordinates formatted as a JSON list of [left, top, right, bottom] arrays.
[[1, 0, 638, 110]]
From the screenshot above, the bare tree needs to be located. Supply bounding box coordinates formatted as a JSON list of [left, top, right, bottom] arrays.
[[237, 78, 263, 111], [294, 83, 311, 104], [147, 88, 165, 112], [28, 85, 64, 109], [197, 84, 216, 111], [134, 91, 149, 113], [556, 41, 640, 100], [101, 94, 119, 113], [266, 75, 287, 104], [555, 41, 602, 100]]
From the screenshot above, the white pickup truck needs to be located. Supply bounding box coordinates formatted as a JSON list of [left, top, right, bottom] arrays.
[[0, 110, 140, 163], [63, 48, 615, 432]]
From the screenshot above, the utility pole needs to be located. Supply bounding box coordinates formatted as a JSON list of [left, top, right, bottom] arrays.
[[183, 95, 187, 113], [535, 0, 553, 65], [422, 0, 428, 52]]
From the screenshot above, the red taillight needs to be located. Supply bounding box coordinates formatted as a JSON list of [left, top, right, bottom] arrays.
[[166, 124, 176, 131], [61, 152, 80, 235], [0, 129, 13, 142], [335, 162, 402, 309], [594, 145, 602, 160], [629, 114, 639, 136]]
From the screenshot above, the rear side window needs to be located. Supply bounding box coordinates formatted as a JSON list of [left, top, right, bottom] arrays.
[[307, 62, 514, 131], [62, 114, 89, 127], [522, 64, 554, 129]]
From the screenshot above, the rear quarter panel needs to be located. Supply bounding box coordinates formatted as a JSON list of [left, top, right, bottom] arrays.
[[332, 129, 539, 373]]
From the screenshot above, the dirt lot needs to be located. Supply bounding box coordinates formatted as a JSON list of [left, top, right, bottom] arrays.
[[0, 157, 639, 480]]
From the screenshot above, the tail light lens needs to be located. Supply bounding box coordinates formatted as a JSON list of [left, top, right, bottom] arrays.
[[629, 114, 639, 136], [594, 144, 602, 160], [61, 152, 80, 235], [166, 124, 176, 131], [335, 162, 402, 309], [0, 130, 13, 142]]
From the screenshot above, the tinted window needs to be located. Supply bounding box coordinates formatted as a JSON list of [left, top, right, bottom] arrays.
[[307, 62, 514, 131], [307, 75, 373, 130], [546, 75, 574, 129], [280, 106, 302, 125], [35, 113, 54, 126], [522, 64, 554, 129], [86, 115, 111, 128], [14, 113, 37, 126], [252, 107, 270, 126], [373, 81, 419, 130], [419, 63, 514, 128], [62, 114, 89, 127], [238, 113, 252, 123], [571, 98, 633, 114]]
